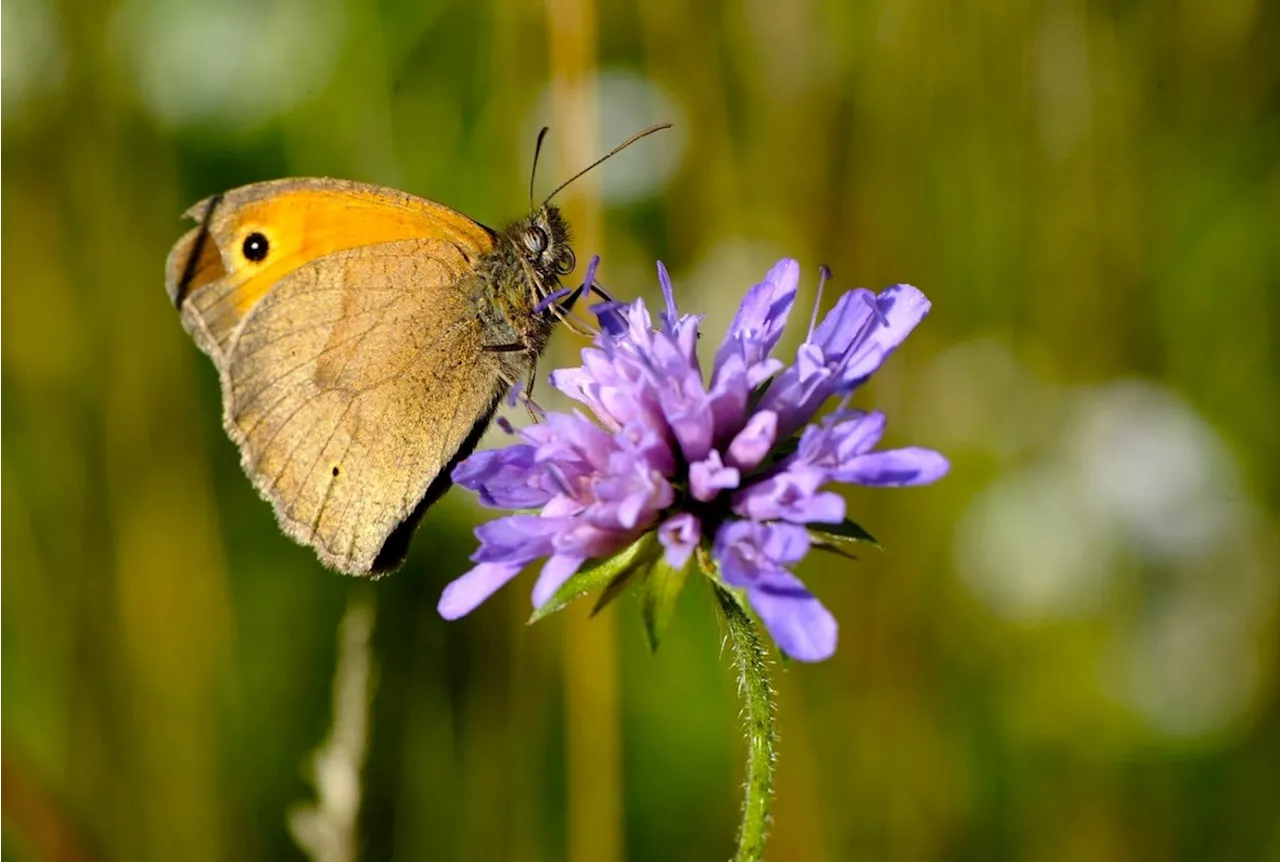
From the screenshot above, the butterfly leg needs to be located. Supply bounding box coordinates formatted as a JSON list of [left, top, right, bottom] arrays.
[[519, 365, 534, 399], [493, 367, 546, 427], [515, 371, 546, 424]]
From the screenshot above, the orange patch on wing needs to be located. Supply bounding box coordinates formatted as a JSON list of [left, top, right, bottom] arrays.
[[227, 189, 496, 317], [177, 186, 497, 320]]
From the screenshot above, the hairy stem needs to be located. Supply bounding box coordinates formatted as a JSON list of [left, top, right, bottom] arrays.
[[713, 583, 777, 862]]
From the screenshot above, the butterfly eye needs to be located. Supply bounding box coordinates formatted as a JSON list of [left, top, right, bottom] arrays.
[[522, 226, 548, 257], [556, 248, 576, 276], [242, 232, 269, 262]]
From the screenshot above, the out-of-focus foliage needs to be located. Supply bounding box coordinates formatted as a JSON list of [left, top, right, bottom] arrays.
[[4, 0, 1278, 859]]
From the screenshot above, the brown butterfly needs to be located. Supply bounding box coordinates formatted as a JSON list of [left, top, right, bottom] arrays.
[[165, 126, 667, 575]]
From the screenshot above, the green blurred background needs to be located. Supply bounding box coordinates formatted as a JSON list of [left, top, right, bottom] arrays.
[[4, 0, 1279, 859]]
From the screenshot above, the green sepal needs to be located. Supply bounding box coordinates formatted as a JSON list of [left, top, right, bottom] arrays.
[[807, 518, 880, 549], [527, 533, 659, 624], [590, 553, 650, 617], [636, 556, 690, 652], [809, 542, 859, 561]]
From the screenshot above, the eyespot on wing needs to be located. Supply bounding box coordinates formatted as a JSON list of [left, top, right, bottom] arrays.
[[165, 178, 499, 358]]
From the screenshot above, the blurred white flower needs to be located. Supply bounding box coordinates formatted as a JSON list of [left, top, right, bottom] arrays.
[[945, 354, 1277, 741]]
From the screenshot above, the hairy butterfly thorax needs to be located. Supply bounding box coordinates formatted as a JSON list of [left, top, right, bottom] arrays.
[[472, 204, 574, 377]]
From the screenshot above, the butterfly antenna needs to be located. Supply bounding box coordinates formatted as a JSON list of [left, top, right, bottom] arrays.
[[529, 126, 550, 211], [540, 123, 672, 208]]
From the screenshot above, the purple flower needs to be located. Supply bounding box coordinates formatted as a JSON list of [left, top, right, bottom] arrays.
[[438, 258, 947, 662]]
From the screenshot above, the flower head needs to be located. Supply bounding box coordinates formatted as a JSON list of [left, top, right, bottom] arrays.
[[439, 258, 948, 661]]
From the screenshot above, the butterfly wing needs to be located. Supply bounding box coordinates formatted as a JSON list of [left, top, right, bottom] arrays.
[[165, 179, 508, 574], [224, 239, 505, 573], [165, 177, 498, 361]]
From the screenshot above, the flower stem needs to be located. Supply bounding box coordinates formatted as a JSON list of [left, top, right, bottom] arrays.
[[712, 583, 777, 862]]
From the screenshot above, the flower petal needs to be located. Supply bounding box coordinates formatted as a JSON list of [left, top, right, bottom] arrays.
[[809, 288, 878, 358], [472, 515, 563, 563], [792, 411, 886, 469], [831, 447, 951, 486], [759, 520, 811, 565], [689, 450, 741, 502], [726, 410, 778, 471], [833, 412, 887, 459], [452, 445, 552, 509], [711, 259, 800, 388], [548, 366, 605, 415], [552, 518, 638, 560], [748, 577, 838, 662], [658, 512, 700, 570], [834, 284, 931, 389], [725, 260, 799, 351], [756, 345, 835, 438], [732, 466, 845, 524], [762, 283, 931, 437], [580, 254, 601, 298], [657, 261, 678, 327], [713, 520, 811, 586], [438, 562, 524, 619], [666, 399, 715, 463], [532, 553, 587, 608], [707, 351, 751, 443]]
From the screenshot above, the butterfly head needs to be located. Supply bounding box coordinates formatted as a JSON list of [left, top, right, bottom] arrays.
[[515, 204, 575, 283]]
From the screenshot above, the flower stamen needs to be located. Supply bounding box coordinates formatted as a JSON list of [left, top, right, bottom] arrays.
[[807, 265, 832, 342]]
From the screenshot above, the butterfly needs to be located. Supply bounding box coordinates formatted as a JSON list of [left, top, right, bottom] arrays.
[[165, 125, 667, 575]]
